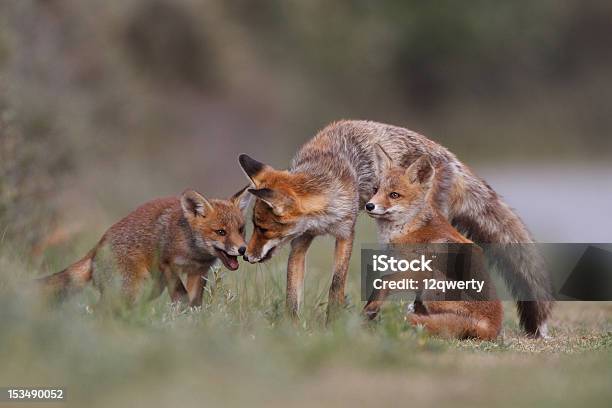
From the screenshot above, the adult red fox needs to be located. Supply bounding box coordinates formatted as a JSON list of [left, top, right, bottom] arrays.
[[363, 147, 503, 340], [238, 120, 551, 337], [37, 188, 250, 307]]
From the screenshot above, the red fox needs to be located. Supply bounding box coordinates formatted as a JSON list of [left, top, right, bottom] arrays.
[[238, 120, 551, 337], [363, 147, 503, 340], [37, 188, 250, 307]]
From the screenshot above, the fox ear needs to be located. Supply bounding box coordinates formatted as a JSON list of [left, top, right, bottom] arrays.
[[375, 143, 394, 169], [247, 188, 293, 216], [238, 154, 272, 187], [181, 189, 214, 218], [229, 185, 253, 214], [405, 155, 435, 185]]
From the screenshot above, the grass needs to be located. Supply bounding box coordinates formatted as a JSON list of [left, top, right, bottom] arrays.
[[0, 231, 611, 408]]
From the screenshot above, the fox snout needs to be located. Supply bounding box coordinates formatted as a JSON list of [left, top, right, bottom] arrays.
[[243, 236, 279, 264], [365, 201, 387, 216], [219, 240, 246, 257], [243, 248, 265, 264]]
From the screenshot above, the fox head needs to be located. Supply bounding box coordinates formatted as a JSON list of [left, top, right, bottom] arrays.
[[180, 187, 251, 270], [238, 154, 326, 263], [365, 145, 435, 223]]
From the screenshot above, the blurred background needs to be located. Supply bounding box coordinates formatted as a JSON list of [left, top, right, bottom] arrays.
[[1, 0, 612, 256]]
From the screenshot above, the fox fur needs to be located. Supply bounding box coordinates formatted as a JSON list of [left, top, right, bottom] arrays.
[[37, 188, 250, 307], [239, 120, 551, 336], [363, 149, 503, 340]]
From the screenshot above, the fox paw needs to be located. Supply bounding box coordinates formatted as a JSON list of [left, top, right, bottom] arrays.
[[533, 323, 551, 339], [363, 305, 380, 320]]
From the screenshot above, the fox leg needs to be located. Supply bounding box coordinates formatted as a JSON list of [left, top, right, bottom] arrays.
[[286, 234, 314, 318], [186, 270, 209, 307], [409, 300, 498, 340], [113, 262, 156, 306], [363, 271, 417, 319], [160, 263, 189, 304], [147, 273, 166, 301], [408, 313, 499, 341], [327, 231, 355, 321], [363, 287, 390, 319], [412, 299, 429, 315]]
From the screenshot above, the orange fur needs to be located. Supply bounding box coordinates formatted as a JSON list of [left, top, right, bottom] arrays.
[[364, 152, 503, 340], [37, 188, 250, 307], [238, 120, 551, 335]]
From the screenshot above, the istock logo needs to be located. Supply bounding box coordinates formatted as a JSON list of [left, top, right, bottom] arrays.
[[372, 254, 433, 272]]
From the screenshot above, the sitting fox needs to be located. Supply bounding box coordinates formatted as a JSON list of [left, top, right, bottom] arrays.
[[363, 146, 502, 340], [38, 188, 250, 307]]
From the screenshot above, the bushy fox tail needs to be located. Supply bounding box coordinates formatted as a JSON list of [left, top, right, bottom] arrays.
[[37, 250, 94, 300], [452, 180, 553, 338]]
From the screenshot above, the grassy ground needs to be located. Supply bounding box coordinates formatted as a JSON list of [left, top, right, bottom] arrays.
[[0, 230, 611, 408]]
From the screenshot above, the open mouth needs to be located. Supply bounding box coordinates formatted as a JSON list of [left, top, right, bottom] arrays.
[[215, 248, 240, 271]]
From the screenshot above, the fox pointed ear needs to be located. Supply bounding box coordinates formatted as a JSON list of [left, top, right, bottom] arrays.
[[405, 155, 435, 185], [181, 189, 214, 218], [375, 143, 394, 169], [247, 188, 293, 216], [229, 185, 253, 214], [238, 154, 272, 187]]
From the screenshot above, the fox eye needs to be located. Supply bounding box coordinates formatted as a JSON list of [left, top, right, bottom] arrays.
[[373, 187, 378, 194], [257, 226, 268, 234], [389, 192, 400, 199], [215, 229, 226, 236], [239, 226, 245, 234]]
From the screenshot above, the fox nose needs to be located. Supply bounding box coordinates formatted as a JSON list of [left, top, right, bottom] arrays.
[[365, 202, 375, 212], [238, 246, 246, 255]]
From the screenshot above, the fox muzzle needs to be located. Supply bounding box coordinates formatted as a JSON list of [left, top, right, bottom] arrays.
[[365, 202, 387, 216]]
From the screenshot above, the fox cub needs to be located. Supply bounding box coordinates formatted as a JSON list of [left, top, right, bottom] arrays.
[[363, 146, 502, 340], [38, 188, 250, 307]]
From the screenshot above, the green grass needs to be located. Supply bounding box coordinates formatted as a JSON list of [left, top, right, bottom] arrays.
[[0, 235, 611, 408]]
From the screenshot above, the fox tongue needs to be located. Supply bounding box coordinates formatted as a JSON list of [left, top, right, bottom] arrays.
[[216, 249, 240, 271]]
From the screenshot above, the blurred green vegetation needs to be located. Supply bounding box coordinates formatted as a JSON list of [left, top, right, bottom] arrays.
[[1, 240, 611, 407], [0, 86, 73, 246]]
